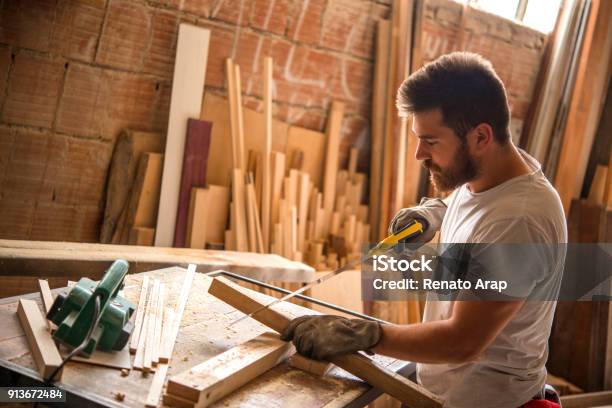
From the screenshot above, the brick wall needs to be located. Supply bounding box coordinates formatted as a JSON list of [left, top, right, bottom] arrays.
[[0, 0, 546, 242]]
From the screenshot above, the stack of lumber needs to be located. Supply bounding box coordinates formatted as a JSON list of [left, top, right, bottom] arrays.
[[195, 57, 371, 271], [131, 276, 171, 373]]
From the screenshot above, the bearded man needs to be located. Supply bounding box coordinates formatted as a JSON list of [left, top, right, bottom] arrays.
[[281, 52, 567, 408]]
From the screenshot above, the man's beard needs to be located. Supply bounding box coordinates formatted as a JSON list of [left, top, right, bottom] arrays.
[[423, 142, 479, 192]]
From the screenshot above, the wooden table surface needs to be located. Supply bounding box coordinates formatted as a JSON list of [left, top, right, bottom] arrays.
[[0, 267, 411, 408]]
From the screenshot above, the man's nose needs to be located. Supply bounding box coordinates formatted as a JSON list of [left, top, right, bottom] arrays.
[[415, 140, 430, 161]]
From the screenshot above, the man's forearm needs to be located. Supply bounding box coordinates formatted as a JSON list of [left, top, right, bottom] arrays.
[[372, 320, 477, 364]]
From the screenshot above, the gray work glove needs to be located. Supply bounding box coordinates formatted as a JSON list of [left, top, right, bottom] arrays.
[[280, 315, 382, 361], [388, 197, 447, 243]]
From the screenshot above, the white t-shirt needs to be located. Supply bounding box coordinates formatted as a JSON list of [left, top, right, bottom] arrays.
[[417, 150, 567, 408]]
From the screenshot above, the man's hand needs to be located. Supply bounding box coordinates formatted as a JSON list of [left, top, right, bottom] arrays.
[[388, 197, 447, 242], [280, 315, 382, 360]]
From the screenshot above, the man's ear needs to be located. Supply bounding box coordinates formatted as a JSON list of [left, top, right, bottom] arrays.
[[470, 123, 493, 152]]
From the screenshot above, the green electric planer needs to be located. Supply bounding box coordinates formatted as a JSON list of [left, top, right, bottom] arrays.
[[47, 259, 136, 357]]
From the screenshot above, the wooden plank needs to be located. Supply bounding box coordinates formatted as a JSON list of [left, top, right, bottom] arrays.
[[231, 169, 248, 251], [16, 299, 63, 381], [130, 276, 150, 353], [146, 363, 169, 408], [186, 188, 210, 249], [285, 126, 326, 189], [37, 279, 53, 315], [322, 101, 345, 234], [118, 152, 164, 244], [166, 332, 293, 405], [370, 19, 390, 242], [207, 277, 443, 408], [554, 0, 612, 213], [262, 57, 273, 253], [289, 353, 333, 377], [101, 130, 164, 243], [155, 24, 210, 247], [129, 227, 156, 246], [174, 119, 213, 247], [205, 185, 230, 245], [159, 265, 196, 363]]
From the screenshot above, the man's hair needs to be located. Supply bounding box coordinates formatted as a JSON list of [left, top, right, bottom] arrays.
[[397, 52, 511, 144]]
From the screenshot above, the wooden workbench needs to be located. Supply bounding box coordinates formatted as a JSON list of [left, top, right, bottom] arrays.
[[0, 267, 413, 407], [0, 239, 315, 298]]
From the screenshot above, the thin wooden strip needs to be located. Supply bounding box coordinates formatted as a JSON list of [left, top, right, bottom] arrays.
[[322, 101, 345, 235], [130, 276, 150, 353], [234, 64, 246, 171], [231, 169, 248, 251], [133, 316, 148, 369], [166, 332, 293, 405], [153, 283, 165, 364], [17, 299, 63, 381], [262, 57, 273, 252], [155, 24, 210, 246], [160, 307, 175, 359], [146, 363, 170, 408], [207, 278, 443, 408], [159, 265, 196, 363], [37, 279, 54, 316], [144, 279, 160, 372]]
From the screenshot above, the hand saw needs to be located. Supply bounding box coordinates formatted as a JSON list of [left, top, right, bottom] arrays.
[[229, 219, 426, 326]]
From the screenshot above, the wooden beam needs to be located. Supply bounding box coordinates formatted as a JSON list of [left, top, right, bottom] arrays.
[[166, 332, 293, 405], [207, 278, 443, 408], [17, 299, 63, 381], [159, 265, 196, 363], [155, 24, 210, 246]]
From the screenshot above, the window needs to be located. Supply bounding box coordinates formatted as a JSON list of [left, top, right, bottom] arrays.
[[454, 0, 562, 33]]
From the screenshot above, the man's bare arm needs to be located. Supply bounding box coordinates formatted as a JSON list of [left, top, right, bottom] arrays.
[[372, 298, 525, 364]]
